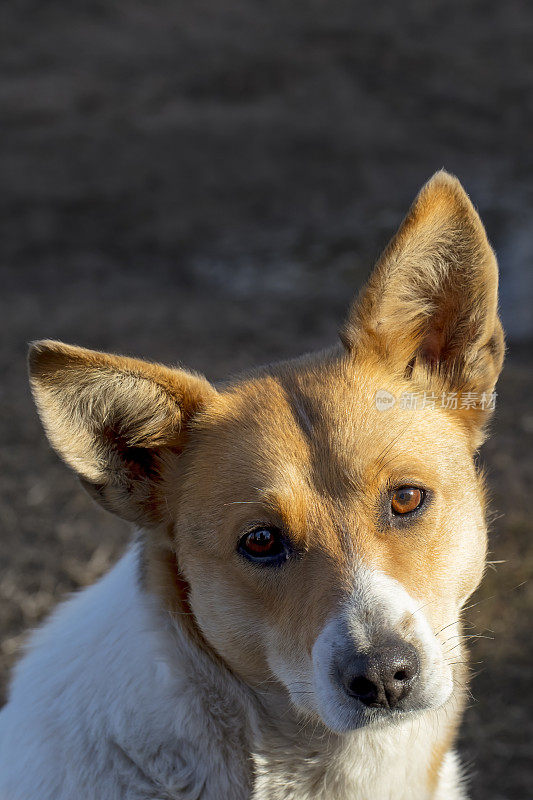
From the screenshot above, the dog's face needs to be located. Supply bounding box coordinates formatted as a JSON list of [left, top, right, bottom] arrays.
[[29, 172, 504, 733], [173, 356, 487, 731]]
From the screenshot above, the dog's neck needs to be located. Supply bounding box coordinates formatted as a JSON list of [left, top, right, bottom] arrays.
[[7, 541, 460, 799], [133, 538, 464, 800]]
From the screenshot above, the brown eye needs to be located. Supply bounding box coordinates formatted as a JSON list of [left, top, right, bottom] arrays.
[[238, 526, 290, 565], [245, 528, 276, 554], [391, 487, 424, 516]]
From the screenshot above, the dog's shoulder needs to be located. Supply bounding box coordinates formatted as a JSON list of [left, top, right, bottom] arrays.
[[0, 544, 251, 799]]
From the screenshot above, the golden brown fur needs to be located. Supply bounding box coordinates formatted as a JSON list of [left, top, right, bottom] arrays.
[[27, 170, 504, 798]]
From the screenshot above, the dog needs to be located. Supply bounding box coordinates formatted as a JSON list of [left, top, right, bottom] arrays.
[[0, 171, 504, 799]]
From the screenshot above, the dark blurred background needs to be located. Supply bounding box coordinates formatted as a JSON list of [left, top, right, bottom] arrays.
[[1, 2, 532, 797]]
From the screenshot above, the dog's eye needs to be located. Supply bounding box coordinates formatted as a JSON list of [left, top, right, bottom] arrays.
[[238, 526, 289, 565], [391, 487, 425, 515]]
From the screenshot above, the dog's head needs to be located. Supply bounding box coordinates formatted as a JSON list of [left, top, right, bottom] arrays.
[[30, 172, 504, 732]]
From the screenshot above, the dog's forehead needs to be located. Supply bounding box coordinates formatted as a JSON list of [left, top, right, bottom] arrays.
[[199, 353, 461, 496]]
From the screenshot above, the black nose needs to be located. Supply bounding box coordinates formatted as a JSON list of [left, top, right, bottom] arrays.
[[341, 640, 419, 710]]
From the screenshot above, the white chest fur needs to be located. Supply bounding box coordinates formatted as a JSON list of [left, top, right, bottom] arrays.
[[0, 545, 464, 800], [252, 723, 465, 800]]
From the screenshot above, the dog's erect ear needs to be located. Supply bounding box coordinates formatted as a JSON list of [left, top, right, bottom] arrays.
[[341, 171, 504, 440], [29, 340, 216, 526]]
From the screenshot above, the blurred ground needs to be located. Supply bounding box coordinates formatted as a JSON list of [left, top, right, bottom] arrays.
[[0, 1, 532, 798]]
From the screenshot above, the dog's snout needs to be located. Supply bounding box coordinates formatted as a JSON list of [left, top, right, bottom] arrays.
[[340, 640, 419, 710]]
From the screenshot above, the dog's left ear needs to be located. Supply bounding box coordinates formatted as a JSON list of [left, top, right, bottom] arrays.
[[341, 170, 505, 446], [29, 340, 217, 526]]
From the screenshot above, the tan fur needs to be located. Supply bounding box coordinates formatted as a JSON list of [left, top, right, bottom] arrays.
[[168, 355, 487, 689], [29, 341, 216, 525], [428, 734, 456, 795], [28, 171, 504, 798], [341, 170, 504, 447]]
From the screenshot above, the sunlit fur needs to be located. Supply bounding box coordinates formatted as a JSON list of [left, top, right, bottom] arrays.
[[0, 172, 503, 799]]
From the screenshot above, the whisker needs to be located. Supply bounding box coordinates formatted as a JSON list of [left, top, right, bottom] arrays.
[[435, 619, 460, 637], [373, 418, 415, 482], [223, 500, 258, 506], [461, 581, 528, 614]]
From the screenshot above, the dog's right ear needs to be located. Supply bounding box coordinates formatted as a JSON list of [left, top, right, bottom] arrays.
[[29, 340, 217, 527], [341, 171, 505, 446]]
